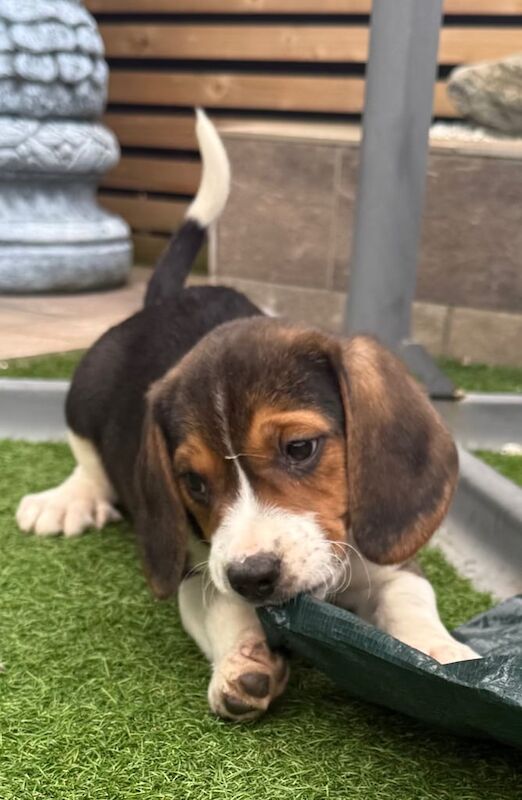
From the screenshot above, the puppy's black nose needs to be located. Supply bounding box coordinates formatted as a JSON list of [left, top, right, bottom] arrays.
[[227, 554, 281, 602]]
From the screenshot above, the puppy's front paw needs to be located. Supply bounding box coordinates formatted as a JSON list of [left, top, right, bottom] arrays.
[[428, 639, 480, 665], [17, 478, 120, 538], [208, 637, 288, 722]]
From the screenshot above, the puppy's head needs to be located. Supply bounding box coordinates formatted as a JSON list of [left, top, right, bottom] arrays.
[[135, 318, 458, 604]]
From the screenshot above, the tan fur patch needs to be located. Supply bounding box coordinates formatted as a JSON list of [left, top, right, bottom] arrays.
[[175, 433, 222, 480], [245, 406, 350, 551], [247, 407, 334, 456], [173, 433, 229, 540]]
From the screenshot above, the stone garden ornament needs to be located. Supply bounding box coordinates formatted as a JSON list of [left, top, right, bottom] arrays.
[[448, 53, 522, 136], [0, 0, 131, 293]]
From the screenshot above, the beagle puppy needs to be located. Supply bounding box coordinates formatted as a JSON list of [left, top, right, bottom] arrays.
[[17, 110, 479, 722]]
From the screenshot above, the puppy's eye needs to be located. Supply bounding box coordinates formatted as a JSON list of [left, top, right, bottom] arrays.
[[182, 471, 208, 503], [283, 438, 320, 464]]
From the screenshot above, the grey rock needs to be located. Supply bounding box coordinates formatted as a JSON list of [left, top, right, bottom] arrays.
[[448, 54, 522, 135]]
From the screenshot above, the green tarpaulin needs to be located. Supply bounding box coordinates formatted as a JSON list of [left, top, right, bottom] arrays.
[[259, 595, 522, 749]]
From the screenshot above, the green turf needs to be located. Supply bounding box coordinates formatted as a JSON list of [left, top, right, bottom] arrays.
[[0, 350, 85, 380], [437, 358, 522, 394], [0, 441, 518, 800], [474, 452, 522, 488]]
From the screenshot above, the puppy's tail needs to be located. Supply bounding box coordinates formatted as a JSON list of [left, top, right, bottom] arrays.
[[144, 108, 230, 307]]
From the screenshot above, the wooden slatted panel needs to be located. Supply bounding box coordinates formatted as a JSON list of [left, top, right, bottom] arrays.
[[86, 0, 522, 15], [108, 70, 455, 117], [102, 155, 201, 193], [99, 193, 188, 231], [100, 24, 522, 66], [89, 0, 522, 260]]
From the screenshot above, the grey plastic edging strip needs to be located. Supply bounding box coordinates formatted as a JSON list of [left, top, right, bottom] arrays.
[[435, 446, 522, 599], [0, 378, 69, 442], [435, 394, 522, 451]]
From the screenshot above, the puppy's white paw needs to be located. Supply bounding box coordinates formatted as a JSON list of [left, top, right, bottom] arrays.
[[398, 631, 481, 664], [428, 639, 480, 665], [208, 636, 289, 722], [17, 470, 120, 538]]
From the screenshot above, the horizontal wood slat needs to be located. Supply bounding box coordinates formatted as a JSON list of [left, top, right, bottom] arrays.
[[87, 0, 522, 15], [99, 193, 188, 230], [132, 233, 170, 264], [100, 24, 522, 66], [104, 111, 198, 149], [102, 155, 201, 193], [108, 70, 365, 113], [440, 27, 522, 64], [108, 70, 455, 117], [100, 24, 370, 63], [132, 233, 209, 268], [406, 0, 522, 10]]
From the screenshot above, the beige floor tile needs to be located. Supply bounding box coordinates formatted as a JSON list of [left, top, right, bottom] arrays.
[[0, 268, 149, 359]]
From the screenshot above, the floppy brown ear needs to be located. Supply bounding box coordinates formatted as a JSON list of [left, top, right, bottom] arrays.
[[334, 336, 458, 564], [134, 399, 190, 599]]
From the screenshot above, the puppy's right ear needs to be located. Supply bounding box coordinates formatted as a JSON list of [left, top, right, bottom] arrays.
[[134, 393, 189, 599]]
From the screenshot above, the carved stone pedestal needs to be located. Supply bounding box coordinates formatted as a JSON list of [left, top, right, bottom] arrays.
[[0, 0, 131, 293]]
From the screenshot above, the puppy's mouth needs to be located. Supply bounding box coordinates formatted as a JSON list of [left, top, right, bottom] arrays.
[[223, 562, 347, 607]]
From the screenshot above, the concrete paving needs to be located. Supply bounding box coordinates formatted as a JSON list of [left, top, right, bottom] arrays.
[[0, 267, 149, 360]]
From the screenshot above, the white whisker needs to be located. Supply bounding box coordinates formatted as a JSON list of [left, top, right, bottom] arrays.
[[325, 538, 372, 598], [190, 559, 209, 573], [224, 452, 270, 461], [202, 566, 216, 611]]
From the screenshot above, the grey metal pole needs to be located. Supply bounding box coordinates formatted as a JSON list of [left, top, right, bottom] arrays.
[[344, 0, 454, 396]]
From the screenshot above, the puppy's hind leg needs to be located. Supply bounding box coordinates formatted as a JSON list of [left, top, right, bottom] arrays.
[[16, 430, 121, 537]]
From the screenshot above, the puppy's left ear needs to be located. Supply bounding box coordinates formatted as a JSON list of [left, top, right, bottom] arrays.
[[332, 336, 458, 565], [134, 391, 190, 599]]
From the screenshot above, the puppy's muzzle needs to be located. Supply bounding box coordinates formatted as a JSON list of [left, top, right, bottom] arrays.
[[226, 553, 281, 603]]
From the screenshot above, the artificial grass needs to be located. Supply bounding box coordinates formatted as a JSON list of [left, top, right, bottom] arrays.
[[474, 451, 522, 488], [437, 358, 522, 394], [0, 350, 85, 380], [0, 441, 519, 800]]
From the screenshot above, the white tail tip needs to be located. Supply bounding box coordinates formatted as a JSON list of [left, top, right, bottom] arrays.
[[186, 108, 231, 228]]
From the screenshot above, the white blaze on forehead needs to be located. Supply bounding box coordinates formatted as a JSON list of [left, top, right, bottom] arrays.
[[208, 458, 341, 599], [213, 383, 236, 458]]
